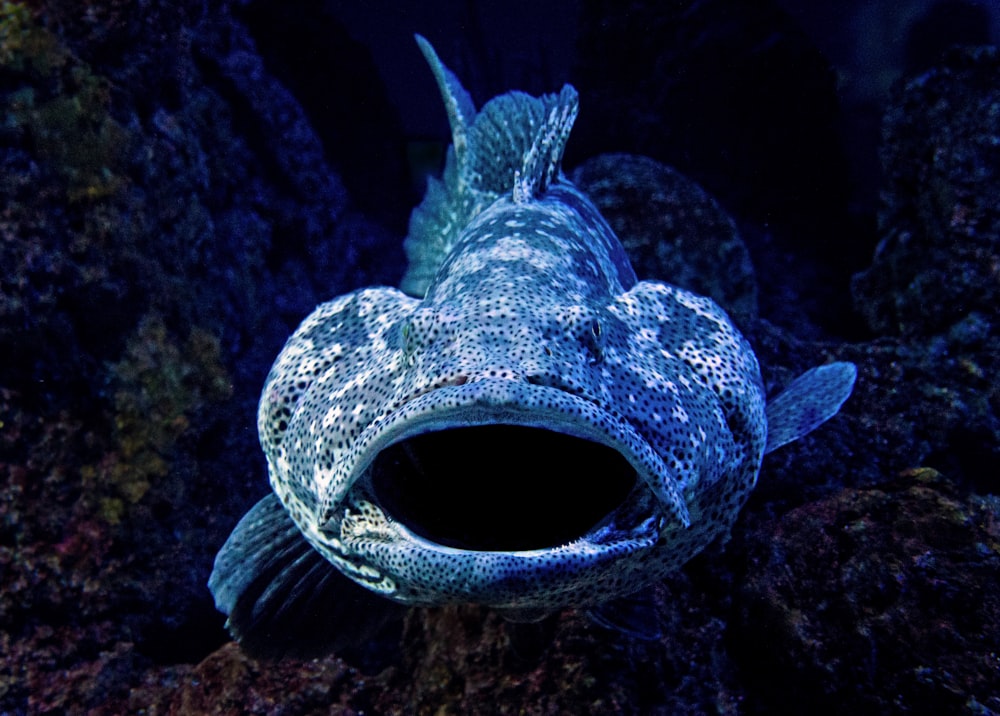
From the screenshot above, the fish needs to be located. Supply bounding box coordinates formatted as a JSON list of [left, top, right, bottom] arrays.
[[208, 35, 857, 658]]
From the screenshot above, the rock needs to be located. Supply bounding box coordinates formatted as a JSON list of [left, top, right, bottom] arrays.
[[735, 469, 1000, 714], [852, 47, 1000, 338], [572, 153, 757, 325]]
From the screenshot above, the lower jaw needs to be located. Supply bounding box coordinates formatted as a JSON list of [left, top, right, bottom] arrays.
[[337, 487, 661, 607]]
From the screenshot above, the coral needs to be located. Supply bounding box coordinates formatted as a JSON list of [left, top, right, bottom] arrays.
[[0, 1, 128, 201], [0, 1, 67, 74], [21, 66, 129, 202], [118, 643, 359, 716], [368, 584, 742, 716], [0, 0, 142, 399]]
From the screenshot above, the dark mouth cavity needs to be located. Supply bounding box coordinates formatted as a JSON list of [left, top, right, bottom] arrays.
[[370, 425, 637, 551]]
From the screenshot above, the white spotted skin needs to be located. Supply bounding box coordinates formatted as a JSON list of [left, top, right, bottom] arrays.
[[257, 176, 768, 611]]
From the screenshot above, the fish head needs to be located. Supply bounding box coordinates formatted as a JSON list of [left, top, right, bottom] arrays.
[[396, 297, 612, 402], [281, 276, 763, 612]]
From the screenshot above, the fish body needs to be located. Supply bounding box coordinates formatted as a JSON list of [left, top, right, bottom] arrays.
[[209, 37, 856, 656]]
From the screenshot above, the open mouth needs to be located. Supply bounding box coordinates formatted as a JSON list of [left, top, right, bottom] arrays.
[[370, 425, 638, 552]]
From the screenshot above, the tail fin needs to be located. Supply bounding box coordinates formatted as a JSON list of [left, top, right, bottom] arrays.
[[402, 36, 579, 296]]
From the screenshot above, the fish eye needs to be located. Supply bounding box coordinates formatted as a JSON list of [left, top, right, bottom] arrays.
[[400, 321, 418, 363]]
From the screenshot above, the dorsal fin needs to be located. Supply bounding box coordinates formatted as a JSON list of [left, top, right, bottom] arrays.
[[764, 361, 857, 454], [401, 36, 579, 297], [513, 85, 578, 202], [414, 35, 476, 185], [466, 85, 578, 200]]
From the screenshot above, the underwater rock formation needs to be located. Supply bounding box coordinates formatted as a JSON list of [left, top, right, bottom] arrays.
[[572, 153, 758, 325], [737, 468, 1000, 713], [853, 46, 1000, 338]]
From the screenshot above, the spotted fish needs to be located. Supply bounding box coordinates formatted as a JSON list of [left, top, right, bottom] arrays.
[[209, 36, 857, 657]]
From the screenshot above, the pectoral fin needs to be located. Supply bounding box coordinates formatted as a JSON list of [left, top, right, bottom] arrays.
[[209, 494, 405, 660], [764, 361, 857, 454]]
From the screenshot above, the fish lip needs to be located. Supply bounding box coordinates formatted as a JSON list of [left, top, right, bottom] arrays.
[[321, 378, 690, 531], [349, 509, 662, 607]]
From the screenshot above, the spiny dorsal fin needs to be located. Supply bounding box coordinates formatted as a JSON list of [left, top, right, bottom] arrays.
[[764, 361, 857, 454], [514, 85, 579, 202], [401, 36, 579, 297]]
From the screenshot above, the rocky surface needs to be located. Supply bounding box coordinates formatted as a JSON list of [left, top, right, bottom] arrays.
[[853, 46, 1000, 339], [736, 468, 1000, 714]]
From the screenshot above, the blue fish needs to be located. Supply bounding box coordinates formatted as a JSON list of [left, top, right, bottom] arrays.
[[209, 36, 856, 657]]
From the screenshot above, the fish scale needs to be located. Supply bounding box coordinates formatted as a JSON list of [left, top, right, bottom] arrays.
[[208, 35, 857, 658]]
